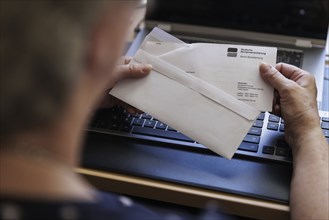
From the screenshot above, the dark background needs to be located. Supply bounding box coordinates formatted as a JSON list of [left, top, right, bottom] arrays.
[[146, 0, 329, 39]]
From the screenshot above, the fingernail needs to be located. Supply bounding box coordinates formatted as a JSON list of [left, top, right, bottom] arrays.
[[141, 64, 152, 73], [260, 62, 272, 72]]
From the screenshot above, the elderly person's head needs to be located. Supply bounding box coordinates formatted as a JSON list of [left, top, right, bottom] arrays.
[[1, 1, 136, 142], [0, 0, 151, 201], [0, 0, 152, 171]]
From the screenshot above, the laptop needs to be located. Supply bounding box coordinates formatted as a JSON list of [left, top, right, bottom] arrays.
[[84, 0, 329, 203]]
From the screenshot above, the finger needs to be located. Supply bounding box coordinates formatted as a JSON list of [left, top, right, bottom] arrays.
[[124, 57, 132, 65], [117, 56, 132, 65], [276, 62, 316, 90], [259, 62, 292, 93], [275, 63, 305, 81], [114, 63, 152, 81]]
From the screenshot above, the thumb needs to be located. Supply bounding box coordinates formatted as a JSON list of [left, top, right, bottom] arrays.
[[114, 63, 152, 82], [259, 62, 291, 93]]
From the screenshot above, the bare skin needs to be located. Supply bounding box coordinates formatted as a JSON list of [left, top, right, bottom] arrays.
[[260, 63, 329, 220]]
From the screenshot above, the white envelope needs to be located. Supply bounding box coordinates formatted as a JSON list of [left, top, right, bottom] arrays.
[[142, 42, 277, 111], [110, 28, 276, 159]]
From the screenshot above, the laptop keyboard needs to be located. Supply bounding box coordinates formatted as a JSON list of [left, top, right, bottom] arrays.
[[276, 49, 303, 68], [88, 107, 329, 164]]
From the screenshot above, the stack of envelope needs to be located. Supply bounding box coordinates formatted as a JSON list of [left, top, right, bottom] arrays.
[[110, 28, 277, 159]]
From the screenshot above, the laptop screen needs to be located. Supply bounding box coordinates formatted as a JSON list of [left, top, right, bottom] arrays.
[[146, 0, 328, 40]]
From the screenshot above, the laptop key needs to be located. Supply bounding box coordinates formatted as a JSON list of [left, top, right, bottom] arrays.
[[277, 139, 289, 148], [262, 146, 275, 155], [132, 118, 145, 126], [243, 135, 260, 144], [248, 127, 262, 136], [132, 127, 194, 142], [257, 112, 265, 121], [131, 113, 141, 118], [322, 117, 329, 122], [117, 116, 126, 123], [109, 123, 120, 131], [156, 122, 167, 130], [267, 122, 279, 131], [144, 120, 156, 128], [279, 124, 285, 132], [253, 120, 263, 128], [323, 129, 329, 138], [123, 117, 133, 125], [121, 124, 133, 133], [268, 114, 280, 123], [141, 113, 152, 120], [275, 147, 287, 156], [321, 122, 329, 130], [238, 142, 258, 152], [110, 115, 119, 121]]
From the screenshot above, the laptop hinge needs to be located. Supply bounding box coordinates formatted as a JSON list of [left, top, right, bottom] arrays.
[[295, 39, 312, 48], [156, 23, 172, 32]]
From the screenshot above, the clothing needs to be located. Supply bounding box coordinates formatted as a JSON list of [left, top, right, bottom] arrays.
[[0, 192, 162, 220], [0, 191, 227, 220]]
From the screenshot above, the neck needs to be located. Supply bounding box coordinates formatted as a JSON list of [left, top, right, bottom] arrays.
[[0, 119, 95, 201], [0, 149, 96, 201], [0, 80, 99, 200]]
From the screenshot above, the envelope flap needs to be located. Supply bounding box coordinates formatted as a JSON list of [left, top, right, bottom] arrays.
[[142, 41, 187, 57], [140, 27, 185, 49], [135, 49, 260, 121]]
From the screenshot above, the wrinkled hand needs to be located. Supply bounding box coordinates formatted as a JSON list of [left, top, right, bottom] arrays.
[[259, 62, 320, 146], [99, 56, 152, 114]]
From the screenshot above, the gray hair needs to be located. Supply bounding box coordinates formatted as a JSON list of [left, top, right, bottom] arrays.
[[0, 1, 106, 137]]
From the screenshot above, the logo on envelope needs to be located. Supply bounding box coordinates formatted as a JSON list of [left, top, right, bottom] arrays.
[[227, 48, 238, 57]]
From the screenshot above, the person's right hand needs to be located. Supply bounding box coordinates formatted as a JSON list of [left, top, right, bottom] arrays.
[[259, 62, 321, 148]]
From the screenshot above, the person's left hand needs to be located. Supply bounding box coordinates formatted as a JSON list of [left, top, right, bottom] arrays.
[[98, 56, 152, 114]]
